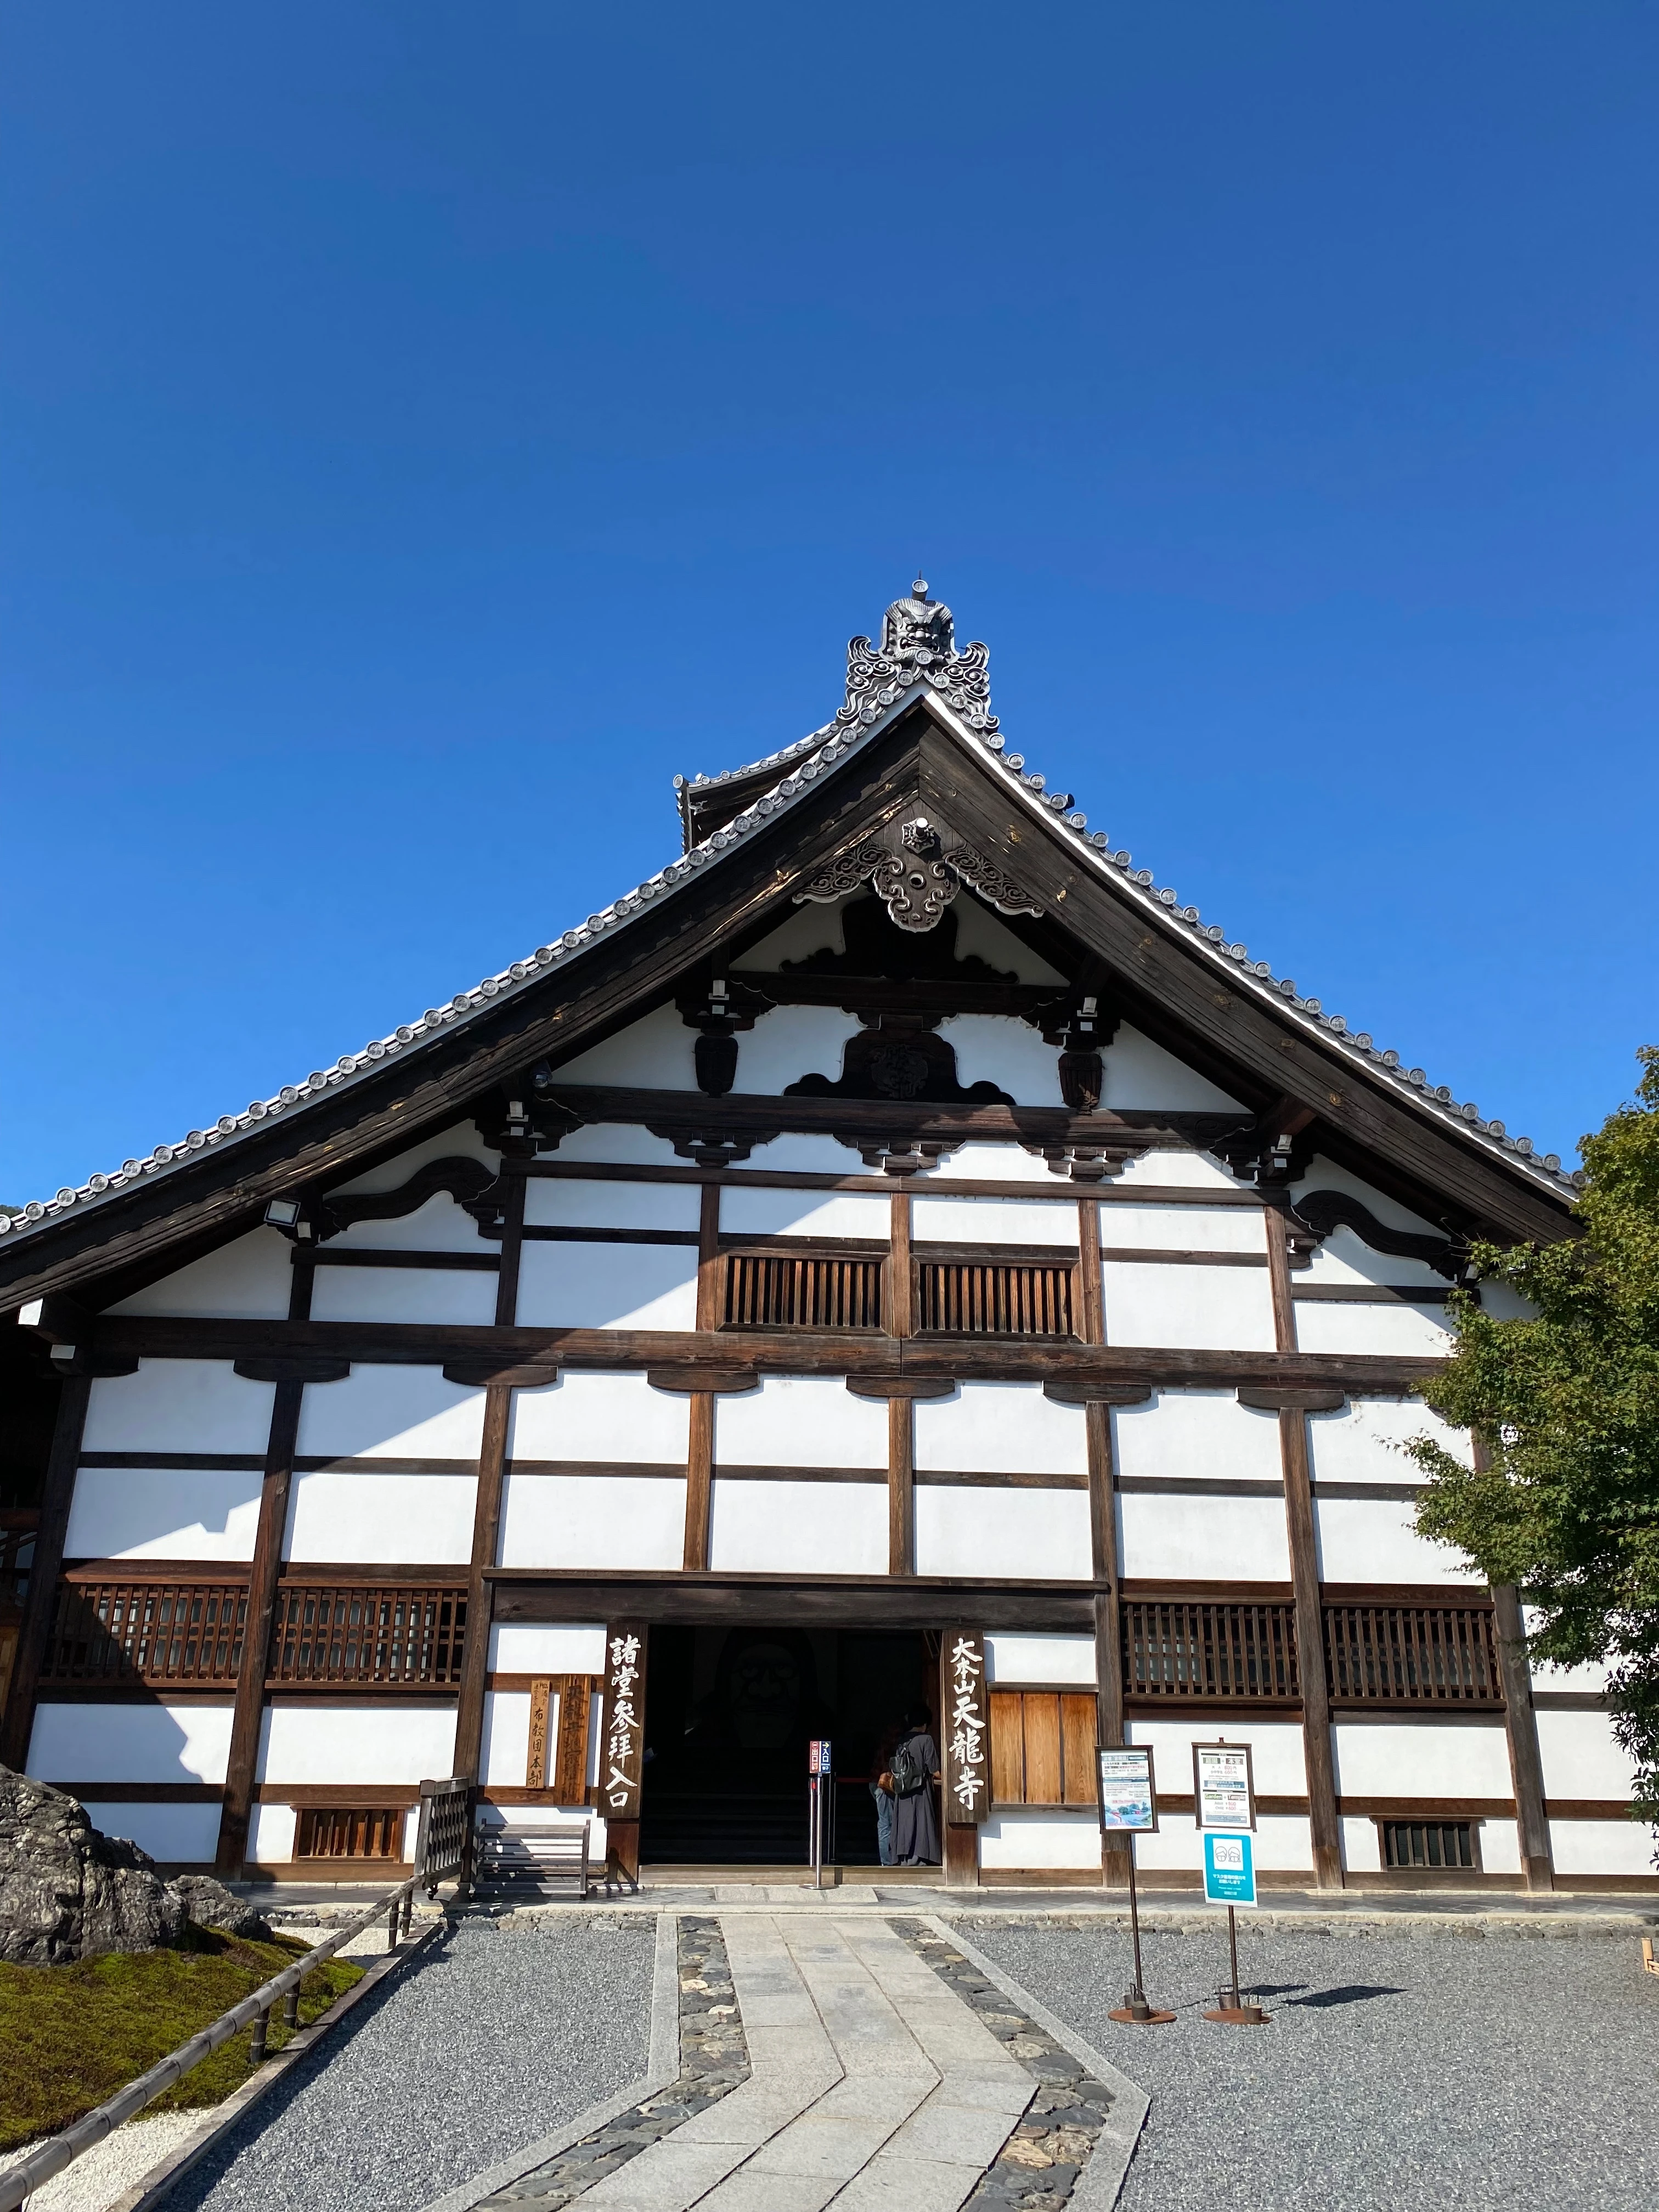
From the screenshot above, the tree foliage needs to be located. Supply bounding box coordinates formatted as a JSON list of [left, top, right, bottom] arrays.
[[1408, 1047, 1659, 1832]]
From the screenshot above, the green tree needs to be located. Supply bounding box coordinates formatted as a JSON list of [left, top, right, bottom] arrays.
[[1408, 1047, 1659, 1838]]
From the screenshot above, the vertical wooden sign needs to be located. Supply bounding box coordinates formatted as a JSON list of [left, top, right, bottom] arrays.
[[525, 1678, 552, 1790], [942, 1629, 990, 1827], [599, 1624, 647, 1821]]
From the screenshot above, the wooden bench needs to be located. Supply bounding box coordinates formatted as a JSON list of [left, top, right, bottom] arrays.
[[475, 1818, 591, 1898]]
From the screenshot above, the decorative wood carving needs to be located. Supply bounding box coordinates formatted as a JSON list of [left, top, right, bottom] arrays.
[[442, 1359, 560, 1388], [316, 1158, 503, 1243], [776, 893, 1022, 985], [645, 1365, 759, 1394], [794, 815, 1042, 933], [1237, 1385, 1347, 1413], [786, 1014, 1014, 1108], [1022, 1144, 1130, 1183], [1043, 1379, 1153, 1407], [233, 1355, 351, 1384], [845, 1374, 957, 1400], [1290, 1189, 1465, 1283]]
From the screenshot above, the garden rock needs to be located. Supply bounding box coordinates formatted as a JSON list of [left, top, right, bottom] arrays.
[[169, 1873, 272, 1942], [0, 1763, 189, 1965]]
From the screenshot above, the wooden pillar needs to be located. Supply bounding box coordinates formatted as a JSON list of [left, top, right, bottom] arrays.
[[451, 1383, 513, 1787], [1492, 1581, 1554, 1891], [0, 1373, 91, 1771], [887, 1191, 915, 1576], [683, 1184, 721, 1571], [1265, 1210, 1344, 1889], [216, 1376, 303, 1874], [1078, 1197, 1128, 1886], [494, 1164, 527, 1329]]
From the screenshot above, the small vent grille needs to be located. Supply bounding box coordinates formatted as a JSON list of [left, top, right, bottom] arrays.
[[917, 1261, 1075, 1337], [296, 1806, 406, 1860], [722, 1252, 883, 1330], [1380, 1819, 1477, 1870]]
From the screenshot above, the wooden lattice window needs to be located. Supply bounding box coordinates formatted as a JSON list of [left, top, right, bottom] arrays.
[[1122, 1600, 1300, 1701], [268, 1585, 467, 1686], [989, 1690, 1099, 1808], [1323, 1604, 1501, 1707], [39, 1578, 247, 1687], [1379, 1819, 1480, 1871], [296, 1806, 406, 1860], [721, 1250, 883, 1330], [917, 1259, 1075, 1338]]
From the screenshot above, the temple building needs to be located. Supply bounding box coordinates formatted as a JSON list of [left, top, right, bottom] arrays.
[[0, 583, 1650, 1893]]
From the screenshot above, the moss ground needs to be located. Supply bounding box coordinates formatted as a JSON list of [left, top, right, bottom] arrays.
[[0, 1927, 364, 2152]]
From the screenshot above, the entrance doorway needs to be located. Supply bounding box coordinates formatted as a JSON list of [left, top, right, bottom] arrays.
[[639, 1626, 930, 1866]]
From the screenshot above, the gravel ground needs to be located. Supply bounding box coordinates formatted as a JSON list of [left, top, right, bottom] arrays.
[[955, 1915, 1659, 2212], [163, 1912, 654, 2212]]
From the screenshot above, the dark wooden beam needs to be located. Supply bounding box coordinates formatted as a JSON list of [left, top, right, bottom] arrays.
[[490, 1571, 1097, 1630], [215, 1378, 302, 1875], [451, 1384, 511, 1800], [0, 1375, 90, 1770]]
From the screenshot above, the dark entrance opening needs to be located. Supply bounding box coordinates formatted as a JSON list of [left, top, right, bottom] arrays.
[[639, 1626, 929, 1866]]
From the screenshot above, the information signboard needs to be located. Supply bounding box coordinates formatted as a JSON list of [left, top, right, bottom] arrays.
[[1097, 1746, 1158, 1832], [808, 1740, 832, 1775], [1203, 1831, 1258, 1908], [1193, 1742, 1256, 1832]]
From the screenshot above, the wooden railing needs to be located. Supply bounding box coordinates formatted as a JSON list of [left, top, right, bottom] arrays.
[[1122, 1599, 1300, 1701], [917, 1259, 1075, 1337], [721, 1250, 883, 1330], [267, 1584, 468, 1687], [38, 1578, 247, 1688], [1323, 1602, 1502, 1707]]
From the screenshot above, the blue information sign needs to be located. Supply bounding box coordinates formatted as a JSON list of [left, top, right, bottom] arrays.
[[1202, 1830, 1257, 1908]]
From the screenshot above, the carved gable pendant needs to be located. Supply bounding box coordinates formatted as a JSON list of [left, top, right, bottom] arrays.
[[795, 815, 1042, 933]]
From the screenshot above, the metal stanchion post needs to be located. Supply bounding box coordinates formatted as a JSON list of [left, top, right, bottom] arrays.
[[1108, 1837, 1175, 2025]]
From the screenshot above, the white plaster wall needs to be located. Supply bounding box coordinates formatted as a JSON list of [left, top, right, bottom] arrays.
[[515, 1243, 698, 1330], [736, 1006, 866, 1094], [1480, 1282, 1540, 1323], [1534, 1710, 1638, 1799], [28, 1702, 234, 1784], [107, 1228, 294, 1319], [296, 1367, 486, 1460], [1291, 1156, 1442, 1238], [1116, 1494, 1290, 1582], [1340, 1814, 1384, 1873], [1111, 1392, 1284, 1485], [250, 1804, 298, 1864], [329, 1121, 499, 1192], [92, 1805, 222, 1864], [1125, 1719, 1307, 1798], [742, 1134, 870, 1175], [524, 1179, 701, 1231], [547, 1124, 687, 1167], [1330, 1722, 1513, 1798], [310, 1267, 499, 1327], [1100, 1025, 1244, 1112], [1094, 1205, 1267, 1256], [1530, 1651, 1611, 1694], [948, 896, 1068, 983], [1480, 1819, 1523, 1874], [1114, 1151, 1245, 1191], [714, 1378, 888, 1468], [718, 1188, 891, 1240], [257, 1704, 457, 1784], [1103, 1263, 1277, 1352], [915, 1383, 1086, 1477], [1302, 1226, 1449, 1293], [735, 902, 847, 968], [509, 1373, 690, 1464], [1131, 1814, 1312, 1874], [498, 1474, 686, 1569], [1312, 1496, 1473, 1584], [984, 1633, 1096, 1686], [708, 1479, 887, 1575], [551, 1002, 698, 1088], [1293, 1303, 1454, 1358], [329, 1193, 493, 1254], [978, 1813, 1102, 1871], [481, 1690, 532, 1787], [83, 1362, 276, 1456], [1549, 1820, 1657, 1876], [488, 1623, 608, 1674], [914, 1488, 1092, 1581], [935, 1015, 1064, 1107], [65, 1469, 264, 1561], [934, 1144, 1057, 1184], [285, 1471, 477, 1564], [1307, 1397, 1472, 1485], [911, 1195, 1077, 1247]]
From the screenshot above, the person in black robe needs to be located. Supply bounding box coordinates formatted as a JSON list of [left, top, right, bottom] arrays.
[[889, 1706, 942, 1866]]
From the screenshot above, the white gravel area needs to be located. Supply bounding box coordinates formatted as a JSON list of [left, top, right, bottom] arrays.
[[160, 1912, 655, 2212], [0, 2114, 201, 2212], [955, 1914, 1659, 2212]]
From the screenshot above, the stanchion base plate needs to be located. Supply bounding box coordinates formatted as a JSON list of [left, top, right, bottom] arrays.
[[1109, 2005, 1177, 2025], [1203, 2005, 1270, 2025]]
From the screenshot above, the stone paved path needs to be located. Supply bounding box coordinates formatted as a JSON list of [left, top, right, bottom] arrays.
[[453, 1914, 1133, 2212]]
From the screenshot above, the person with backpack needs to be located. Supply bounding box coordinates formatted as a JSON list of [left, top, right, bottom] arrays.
[[887, 1706, 942, 1866], [868, 1720, 902, 1867]]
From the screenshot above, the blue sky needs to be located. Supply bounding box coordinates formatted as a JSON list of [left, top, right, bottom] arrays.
[[4, 3, 1656, 1203]]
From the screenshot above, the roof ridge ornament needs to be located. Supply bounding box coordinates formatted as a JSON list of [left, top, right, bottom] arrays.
[[833, 578, 999, 738]]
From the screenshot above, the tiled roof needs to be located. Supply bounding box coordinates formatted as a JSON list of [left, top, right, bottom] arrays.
[[0, 614, 1578, 1248]]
